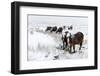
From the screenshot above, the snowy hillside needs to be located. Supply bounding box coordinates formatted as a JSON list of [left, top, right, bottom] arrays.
[[27, 25, 88, 61]]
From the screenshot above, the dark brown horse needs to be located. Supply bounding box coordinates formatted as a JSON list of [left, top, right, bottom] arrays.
[[68, 32, 84, 53]]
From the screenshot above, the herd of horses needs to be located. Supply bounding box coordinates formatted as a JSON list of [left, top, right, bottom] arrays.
[[45, 25, 73, 33], [45, 25, 84, 54]]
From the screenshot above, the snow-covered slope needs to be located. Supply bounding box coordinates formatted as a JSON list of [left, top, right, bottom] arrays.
[[28, 26, 88, 61]]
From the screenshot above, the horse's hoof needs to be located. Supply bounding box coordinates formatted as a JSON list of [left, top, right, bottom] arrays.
[[69, 51, 72, 54], [82, 47, 85, 48], [70, 51, 76, 54], [73, 51, 76, 53], [54, 55, 59, 59]]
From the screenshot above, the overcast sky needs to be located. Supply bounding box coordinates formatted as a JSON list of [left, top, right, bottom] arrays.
[[28, 14, 88, 27]]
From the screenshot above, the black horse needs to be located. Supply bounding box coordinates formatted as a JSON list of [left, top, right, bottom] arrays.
[[50, 26, 57, 32], [68, 25, 73, 30], [45, 26, 52, 32], [56, 26, 66, 33]]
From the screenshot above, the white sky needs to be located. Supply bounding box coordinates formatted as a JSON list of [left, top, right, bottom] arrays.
[[28, 14, 88, 27]]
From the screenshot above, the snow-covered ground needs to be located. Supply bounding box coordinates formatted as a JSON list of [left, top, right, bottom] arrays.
[[27, 25, 88, 61]]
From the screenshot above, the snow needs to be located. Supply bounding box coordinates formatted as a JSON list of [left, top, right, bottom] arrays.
[[28, 31, 57, 51], [27, 25, 88, 61]]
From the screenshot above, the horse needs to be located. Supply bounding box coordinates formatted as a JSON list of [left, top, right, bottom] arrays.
[[56, 26, 66, 33], [68, 32, 84, 53], [50, 26, 57, 32], [61, 31, 69, 50], [45, 26, 52, 32], [68, 25, 73, 30]]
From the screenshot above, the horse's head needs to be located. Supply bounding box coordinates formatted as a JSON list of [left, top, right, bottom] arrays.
[[62, 31, 71, 41], [63, 26, 66, 29], [65, 31, 71, 38]]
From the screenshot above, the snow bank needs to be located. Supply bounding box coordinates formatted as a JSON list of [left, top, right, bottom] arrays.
[[28, 31, 57, 51]]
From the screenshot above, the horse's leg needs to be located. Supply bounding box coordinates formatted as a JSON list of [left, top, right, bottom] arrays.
[[66, 42, 68, 49], [73, 45, 75, 53], [69, 45, 72, 53], [62, 42, 65, 50], [79, 42, 82, 50], [79, 42, 83, 53]]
